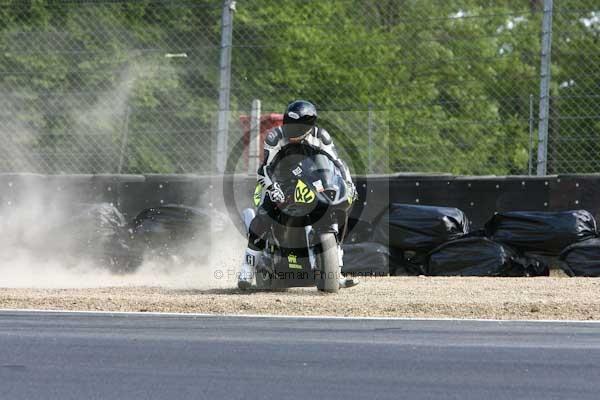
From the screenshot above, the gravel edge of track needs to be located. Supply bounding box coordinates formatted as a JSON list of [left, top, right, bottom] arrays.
[[2, 276, 600, 320]]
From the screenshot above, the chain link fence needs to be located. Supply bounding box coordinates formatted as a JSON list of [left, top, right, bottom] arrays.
[[0, 1, 221, 174], [231, 1, 546, 175], [0, 0, 597, 175], [548, 0, 600, 174]]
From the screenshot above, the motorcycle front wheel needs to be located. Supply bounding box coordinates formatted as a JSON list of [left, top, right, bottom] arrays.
[[316, 232, 340, 293], [255, 270, 272, 290]]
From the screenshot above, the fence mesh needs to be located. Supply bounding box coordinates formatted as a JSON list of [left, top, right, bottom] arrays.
[[0, 1, 221, 174], [548, 0, 600, 174], [231, 1, 543, 175], [0, 1, 597, 175]]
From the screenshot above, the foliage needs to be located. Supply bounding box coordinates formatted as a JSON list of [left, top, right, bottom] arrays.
[[0, 0, 597, 174]]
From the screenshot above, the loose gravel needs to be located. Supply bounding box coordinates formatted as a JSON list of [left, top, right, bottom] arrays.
[[2, 275, 600, 320]]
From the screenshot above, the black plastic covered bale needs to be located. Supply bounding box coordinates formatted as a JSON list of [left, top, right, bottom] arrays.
[[75, 203, 133, 273], [345, 218, 375, 243], [131, 205, 213, 243], [426, 237, 549, 277], [560, 238, 600, 277], [342, 242, 389, 276], [485, 210, 597, 256], [20, 202, 132, 273], [389, 249, 427, 276], [373, 203, 470, 252], [66, 203, 134, 273], [41, 202, 125, 246], [129, 204, 227, 263]]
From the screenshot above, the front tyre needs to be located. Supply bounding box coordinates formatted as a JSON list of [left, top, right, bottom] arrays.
[[316, 233, 340, 293], [255, 270, 272, 290]]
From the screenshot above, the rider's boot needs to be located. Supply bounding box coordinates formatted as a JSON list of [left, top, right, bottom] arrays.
[[337, 245, 359, 289], [238, 248, 261, 290], [339, 271, 359, 288]]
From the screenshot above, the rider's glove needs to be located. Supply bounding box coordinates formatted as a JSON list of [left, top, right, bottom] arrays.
[[267, 182, 285, 203]]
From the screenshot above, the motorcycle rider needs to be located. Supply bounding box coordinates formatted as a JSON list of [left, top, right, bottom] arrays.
[[238, 99, 358, 290]]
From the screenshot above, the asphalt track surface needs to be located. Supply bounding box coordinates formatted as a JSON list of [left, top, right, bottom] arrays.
[[1, 311, 600, 400]]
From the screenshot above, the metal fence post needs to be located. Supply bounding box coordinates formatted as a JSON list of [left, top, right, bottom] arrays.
[[528, 94, 534, 175], [216, 0, 236, 174], [248, 99, 261, 175], [536, 0, 553, 176], [368, 104, 373, 174]]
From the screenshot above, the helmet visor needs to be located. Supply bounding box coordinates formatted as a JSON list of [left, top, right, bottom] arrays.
[[282, 123, 313, 139]]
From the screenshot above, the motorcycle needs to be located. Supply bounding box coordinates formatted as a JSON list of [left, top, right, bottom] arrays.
[[242, 152, 354, 293]]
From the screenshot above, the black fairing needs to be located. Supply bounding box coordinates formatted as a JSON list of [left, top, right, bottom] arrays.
[[271, 151, 352, 230], [261, 149, 354, 288]]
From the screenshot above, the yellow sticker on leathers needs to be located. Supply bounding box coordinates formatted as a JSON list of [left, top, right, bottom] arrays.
[[288, 253, 302, 269]]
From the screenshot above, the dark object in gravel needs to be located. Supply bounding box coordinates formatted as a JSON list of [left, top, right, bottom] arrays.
[[342, 242, 389, 276], [485, 210, 597, 256], [373, 203, 470, 252], [560, 238, 600, 277], [345, 218, 376, 244], [126, 205, 227, 271], [23, 202, 132, 273], [427, 237, 549, 277]]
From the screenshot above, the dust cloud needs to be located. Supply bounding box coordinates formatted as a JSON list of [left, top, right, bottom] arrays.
[[0, 59, 246, 289], [0, 188, 245, 289]]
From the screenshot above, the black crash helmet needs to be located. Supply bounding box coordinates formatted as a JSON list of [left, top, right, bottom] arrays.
[[282, 100, 317, 139]]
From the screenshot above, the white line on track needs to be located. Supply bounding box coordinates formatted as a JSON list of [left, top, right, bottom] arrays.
[[1, 308, 600, 324]]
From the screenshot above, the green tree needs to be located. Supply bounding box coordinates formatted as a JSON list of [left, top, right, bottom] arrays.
[[232, 0, 542, 174]]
